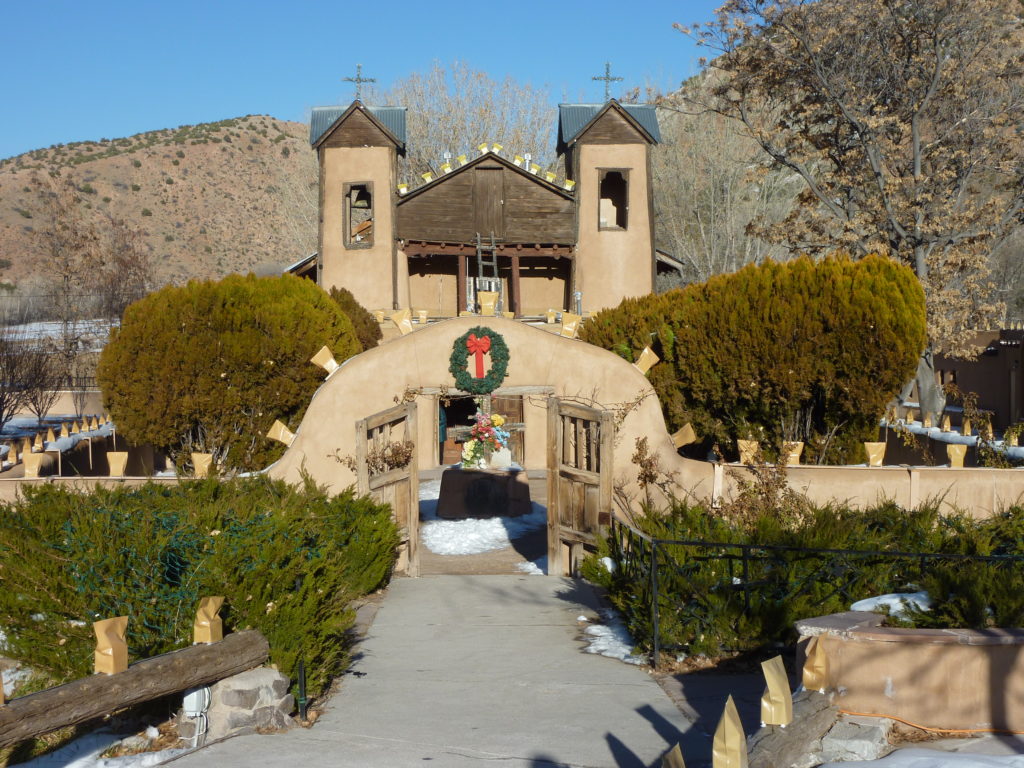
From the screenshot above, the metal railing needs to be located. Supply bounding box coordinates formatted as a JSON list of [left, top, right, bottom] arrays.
[[609, 517, 1024, 667]]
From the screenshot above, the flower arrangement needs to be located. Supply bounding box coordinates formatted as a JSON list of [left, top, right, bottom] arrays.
[[461, 411, 511, 468]]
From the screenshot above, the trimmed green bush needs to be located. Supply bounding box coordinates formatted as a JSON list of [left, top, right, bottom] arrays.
[[0, 478, 399, 698], [580, 254, 927, 463], [584, 497, 1024, 658], [97, 274, 361, 471], [329, 286, 382, 351]]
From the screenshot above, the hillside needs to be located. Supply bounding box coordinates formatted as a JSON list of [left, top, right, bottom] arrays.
[[0, 115, 318, 291]]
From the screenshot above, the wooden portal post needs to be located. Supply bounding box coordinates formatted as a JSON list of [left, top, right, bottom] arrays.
[[457, 253, 467, 314], [546, 397, 562, 577], [510, 253, 522, 317]]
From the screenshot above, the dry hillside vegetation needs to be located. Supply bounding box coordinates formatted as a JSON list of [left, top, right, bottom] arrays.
[[0, 116, 317, 290]]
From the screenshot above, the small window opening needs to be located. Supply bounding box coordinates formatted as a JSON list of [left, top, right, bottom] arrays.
[[345, 182, 373, 247], [598, 170, 628, 230]]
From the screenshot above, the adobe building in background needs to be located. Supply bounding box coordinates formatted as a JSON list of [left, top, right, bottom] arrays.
[[296, 98, 662, 317]]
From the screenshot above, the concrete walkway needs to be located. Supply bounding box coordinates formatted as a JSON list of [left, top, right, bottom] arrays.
[[168, 575, 696, 768]]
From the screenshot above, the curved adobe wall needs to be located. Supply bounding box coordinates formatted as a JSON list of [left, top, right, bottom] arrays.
[[266, 316, 679, 496]]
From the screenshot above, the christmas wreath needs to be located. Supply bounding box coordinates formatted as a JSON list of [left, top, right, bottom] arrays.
[[449, 326, 510, 394]]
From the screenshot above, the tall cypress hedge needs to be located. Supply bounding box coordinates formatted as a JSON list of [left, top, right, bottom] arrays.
[[580, 255, 926, 463], [97, 274, 361, 471]]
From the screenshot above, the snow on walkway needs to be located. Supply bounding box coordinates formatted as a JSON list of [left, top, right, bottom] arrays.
[[417, 477, 547, 556]]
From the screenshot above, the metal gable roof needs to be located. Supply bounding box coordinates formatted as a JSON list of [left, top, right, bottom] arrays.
[[309, 103, 407, 147], [557, 102, 661, 146]]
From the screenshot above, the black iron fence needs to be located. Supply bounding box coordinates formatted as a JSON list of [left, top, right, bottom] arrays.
[[609, 518, 1024, 667]]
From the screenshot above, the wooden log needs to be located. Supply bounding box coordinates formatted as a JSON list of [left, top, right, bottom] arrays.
[[0, 630, 269, 748]]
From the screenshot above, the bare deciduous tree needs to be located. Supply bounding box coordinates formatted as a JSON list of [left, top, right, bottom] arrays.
[[20, 342, 62, 424], [370, 61, 555, 186], [650, 78, 801, 285], [681, 0, 1024, 362], [0, 331, 31, 431]]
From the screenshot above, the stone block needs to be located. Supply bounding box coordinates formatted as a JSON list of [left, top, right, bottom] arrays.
[[220, 687, 259, 710], [270, 676, 290, 699], [819, 717, 894, 763]]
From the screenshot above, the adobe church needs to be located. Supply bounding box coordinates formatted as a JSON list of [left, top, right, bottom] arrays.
[[298, 97, 661, 316]]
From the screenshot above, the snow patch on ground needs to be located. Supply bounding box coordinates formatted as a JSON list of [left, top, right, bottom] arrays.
[[17, 729, 190, 768], [2, 666, 30, 697], [821, 748, 1024, 767], [583, 609, 645, 665], [418, 478, 547, 556], [421, 505, 547, 556], [851, 591, 931, 618], [515, 556, 547, 575]]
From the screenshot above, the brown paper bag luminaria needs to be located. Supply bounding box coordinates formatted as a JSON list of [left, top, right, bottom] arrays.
[[737, 440, 759, 465], [191, 452, 214, 478], [634, 346, 660, 374], [802, 635, 829, 692], [559, 312, 581, 338], [94, 616, 129, 675], [662, 743, 686, 768], [389, 309, 413, 335], [712, 695, 748, 768], [266, 420, 296, 447], [947, 443, 967, 468], [309, 345, 339, 375], [194, 596, 225, 644], [864, 441, 885, 467], [108, 451, 129, 477], [672, 423, 698, 449], [760, 655, 793, 727], [783, 441, 803, 466]]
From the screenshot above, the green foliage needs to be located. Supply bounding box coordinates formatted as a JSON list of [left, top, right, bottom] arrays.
[[0, 478, 399, 698], [97, 274, 361, 471], [588, 498, 1024, 658], [141, 208, 152, 216], [328, 286, 382, 351], [580, 254, 927, 463]]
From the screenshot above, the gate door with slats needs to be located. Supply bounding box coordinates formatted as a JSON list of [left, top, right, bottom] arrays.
[[356, 402, 419, 577], [546, 398, 614, 576]]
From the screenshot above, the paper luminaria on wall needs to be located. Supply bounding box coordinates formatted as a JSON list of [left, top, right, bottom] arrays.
[[760, 655, 793, 727], [310, 345, 340, 374], [266, 420, 296, 447], [712, 695, 748, 767]]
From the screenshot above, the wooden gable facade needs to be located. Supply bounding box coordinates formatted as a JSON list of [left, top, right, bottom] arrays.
[[397, 152, 575, 245]]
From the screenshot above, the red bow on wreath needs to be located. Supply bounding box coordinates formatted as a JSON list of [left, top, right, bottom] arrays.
[[466, 333, 491, 378]]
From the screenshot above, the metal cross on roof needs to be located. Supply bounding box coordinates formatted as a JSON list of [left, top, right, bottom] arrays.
[[343, 64, 376, 101], [592, 62, 623, 102]]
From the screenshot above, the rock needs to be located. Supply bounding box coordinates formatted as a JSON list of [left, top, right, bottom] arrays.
[[220, 688, 259, 710], [202, 666, 293, 743], [749, 689, 839, 768], [819, 717, 894, 763]]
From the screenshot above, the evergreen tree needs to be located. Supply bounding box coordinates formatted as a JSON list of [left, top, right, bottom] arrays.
[[97, 274, 360, 471], [581, 254, 927, 463]]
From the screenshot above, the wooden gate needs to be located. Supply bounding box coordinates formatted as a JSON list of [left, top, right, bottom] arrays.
[[546, 399, 614, 576], [355, 402, 419, 577]]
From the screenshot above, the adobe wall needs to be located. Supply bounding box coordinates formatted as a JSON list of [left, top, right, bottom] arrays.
[[574, 144, 653, 313], [265, 316, 674, 496], [666, 456, 1024, 519], [320, 146, 396, 310], [799, 613, 1024, 731]]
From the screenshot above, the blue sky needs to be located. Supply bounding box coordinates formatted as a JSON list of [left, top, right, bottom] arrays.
[[0, 0, 719, 160]]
